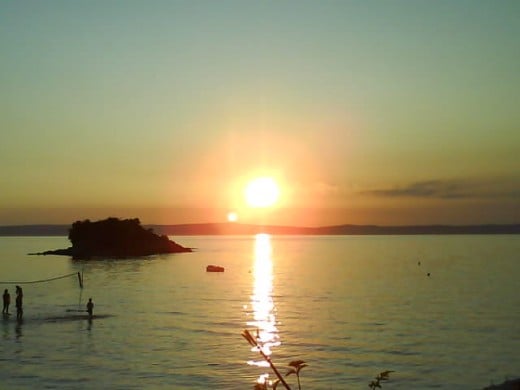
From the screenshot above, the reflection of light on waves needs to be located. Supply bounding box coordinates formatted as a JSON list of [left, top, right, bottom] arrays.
[[246, 234, 281, 384]]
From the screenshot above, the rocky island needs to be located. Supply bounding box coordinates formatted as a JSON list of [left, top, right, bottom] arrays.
[[32, 217, 192, 259]]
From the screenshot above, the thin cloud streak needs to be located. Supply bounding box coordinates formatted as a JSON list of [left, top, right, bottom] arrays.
[[361, 179, 520, 200]]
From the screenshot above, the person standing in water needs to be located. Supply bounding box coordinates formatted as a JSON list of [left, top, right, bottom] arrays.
[[15, 286, 23, 320], [86, 298, 94, 319], [2, 289, 10, 314]]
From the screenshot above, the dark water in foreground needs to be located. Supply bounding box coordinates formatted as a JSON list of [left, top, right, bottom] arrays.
[[0, 235, 518, 389]]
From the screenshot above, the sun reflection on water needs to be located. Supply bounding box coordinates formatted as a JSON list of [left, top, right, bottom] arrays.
[[245, 233, 281, 384]]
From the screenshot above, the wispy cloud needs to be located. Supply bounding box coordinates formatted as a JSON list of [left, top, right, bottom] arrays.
[[362, 179, 520, 200]]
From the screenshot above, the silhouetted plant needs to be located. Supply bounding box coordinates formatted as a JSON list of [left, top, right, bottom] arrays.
[[243, 329, 393, 389], [286, 360, 307, 390], [369, 370, 394, 389], [242, 329, 292, 390]]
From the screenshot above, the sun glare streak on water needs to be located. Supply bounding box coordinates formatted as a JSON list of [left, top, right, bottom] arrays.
[[245, 234, 281, 384]]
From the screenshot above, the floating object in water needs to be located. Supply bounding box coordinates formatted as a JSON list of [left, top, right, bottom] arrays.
[[206, 265, 224, 272]]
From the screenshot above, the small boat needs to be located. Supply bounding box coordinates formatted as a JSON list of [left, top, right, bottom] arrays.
[[206, 265, 224, 272]]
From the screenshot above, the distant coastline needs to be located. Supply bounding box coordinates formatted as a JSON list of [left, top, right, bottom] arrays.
[[0, 223, 519, 236]]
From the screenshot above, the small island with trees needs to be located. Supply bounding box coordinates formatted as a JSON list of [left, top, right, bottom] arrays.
[[32, 217, 192, 259]]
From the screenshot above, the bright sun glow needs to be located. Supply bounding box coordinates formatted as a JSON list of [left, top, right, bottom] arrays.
[[227, 211, 238, 222], [244, 177, 280, 208]]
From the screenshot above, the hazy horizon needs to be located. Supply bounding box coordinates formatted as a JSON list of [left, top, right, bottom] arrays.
[[1, 1, 519, 227], [0, 207, 518, 228]]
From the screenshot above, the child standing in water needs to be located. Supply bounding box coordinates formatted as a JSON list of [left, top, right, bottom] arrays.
[[2, 289, 10, 314], [86, 298, 94, 319]]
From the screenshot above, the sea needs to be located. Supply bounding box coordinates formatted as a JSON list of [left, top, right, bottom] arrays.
[[0, 234, 518, 389]]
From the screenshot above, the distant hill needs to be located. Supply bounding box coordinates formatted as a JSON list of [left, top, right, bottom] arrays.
[[1, 222, 519, 236]]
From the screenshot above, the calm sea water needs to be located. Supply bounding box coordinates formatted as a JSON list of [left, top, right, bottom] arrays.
[[0, 235, 518, 389]]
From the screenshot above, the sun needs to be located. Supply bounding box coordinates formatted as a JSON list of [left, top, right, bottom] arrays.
[[244, 177, 280, 208]]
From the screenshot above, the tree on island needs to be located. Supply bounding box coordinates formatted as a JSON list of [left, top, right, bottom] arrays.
[[35, 217, 192, 259]]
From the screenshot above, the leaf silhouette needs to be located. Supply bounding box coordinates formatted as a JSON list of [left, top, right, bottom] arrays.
[[379, 370, 394, 379], [287, 360, 307, 376], [369, 370, 394, 389]]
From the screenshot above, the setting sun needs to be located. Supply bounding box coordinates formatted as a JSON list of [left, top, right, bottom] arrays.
[[244, 177, 280, 208]]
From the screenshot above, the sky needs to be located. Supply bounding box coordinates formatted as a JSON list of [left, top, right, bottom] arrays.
[[1, 0, 519, 227]]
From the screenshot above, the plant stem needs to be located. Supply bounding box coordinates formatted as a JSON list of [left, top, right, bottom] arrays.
[[256, 347, 292, 390]]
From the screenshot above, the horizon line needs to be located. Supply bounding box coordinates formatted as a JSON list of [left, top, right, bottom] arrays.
[[1, 221, 519, 228]]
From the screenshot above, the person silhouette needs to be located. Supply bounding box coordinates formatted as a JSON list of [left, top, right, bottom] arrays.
[[15, 286, 23, 320], [86, 298, 94, 319], [2, 289, 10, 314]]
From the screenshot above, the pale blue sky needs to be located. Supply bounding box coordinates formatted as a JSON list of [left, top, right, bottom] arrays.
[[1, 1, 519, 225]]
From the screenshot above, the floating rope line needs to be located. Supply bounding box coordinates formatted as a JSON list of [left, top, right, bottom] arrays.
[[0, 271, 83, 287]]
